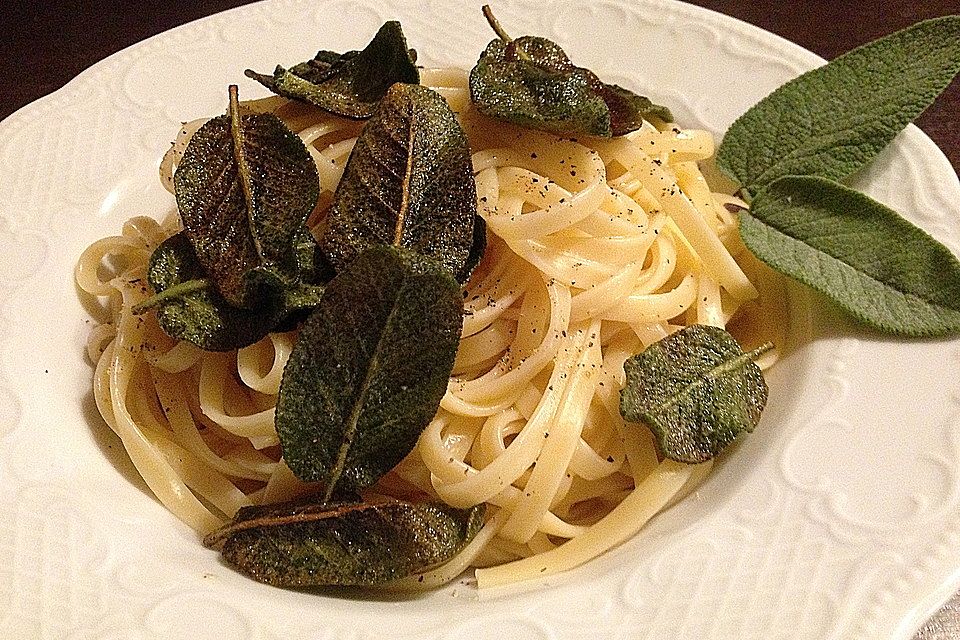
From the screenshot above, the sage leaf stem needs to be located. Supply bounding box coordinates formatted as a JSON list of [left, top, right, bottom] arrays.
[[131, 278, 211, 315]]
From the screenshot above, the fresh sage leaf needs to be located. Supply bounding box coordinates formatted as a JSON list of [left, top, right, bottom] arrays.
[[620, 325, 771, 464], [716, 16, 960, 198], [743, 175, 960, 337], [204, 496, 484, 587], [175, 85, 320, 308], [276, 245, 463, 497], [468, 6, 672, 137], [319, 83, 480, 282], [244, 21, 420, 119]]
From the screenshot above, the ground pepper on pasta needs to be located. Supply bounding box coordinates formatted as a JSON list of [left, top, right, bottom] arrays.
[[75, 67, 787, 589]]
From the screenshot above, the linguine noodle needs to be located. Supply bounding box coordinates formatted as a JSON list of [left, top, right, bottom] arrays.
[[75, 68, 787, 588]]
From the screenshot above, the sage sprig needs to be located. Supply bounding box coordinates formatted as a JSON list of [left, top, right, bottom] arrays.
[[245, 21, 420, 119], [469, 5, 672, 137], [715, 16, 960, 337], [620, 325, 771, 464], [717, 16, 960, 199], [743, 176, 960, 337], [204, 495, 484, 587], [275, 246, 463, 498]]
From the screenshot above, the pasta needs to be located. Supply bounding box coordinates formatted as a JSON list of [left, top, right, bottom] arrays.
[[75, 67, 787, 588]]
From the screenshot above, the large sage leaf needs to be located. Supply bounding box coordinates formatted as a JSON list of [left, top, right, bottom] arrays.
[[716, 16, 960, 198], [276, 245, 463, 496], [620, 325, 771, 464], [469, 6, 672, 137], [204, 496, 484, 587], [743, 176, 960, 337], [174, 86, 320, 308], [244, 21, 419, 119], [319, 83, 480, 282]]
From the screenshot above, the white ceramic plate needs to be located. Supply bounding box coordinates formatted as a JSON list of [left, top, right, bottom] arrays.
[[1, 1, 959, 638]]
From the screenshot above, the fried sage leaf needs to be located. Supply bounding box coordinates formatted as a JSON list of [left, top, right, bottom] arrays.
[[140, 232, 328, 351], [469, 6, 672, 137], [174, 85, 320, 308], [244, 21, 419, 119], [319, 83, 479, 282], [716, 16, 960, 198], [204, 496, 484, 587], [620, 325, 771, 464], [142, 233, 279, 350], [276, 245, 463, 496], [743, 175, 960, 337]]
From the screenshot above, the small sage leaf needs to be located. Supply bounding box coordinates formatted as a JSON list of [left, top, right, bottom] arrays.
[[141, 232, 329, 350], [244, 21, 420, 119], [203, 496, 484, 587], [620, 325, 771, 464], [143, 233, 283, 351], [175, 85, 320, 308], [276, 245, 463, 496], [319, 83, 479, 282], [743, 175, 960, 337], [716, 16, 960, 197], [468, 6, 672, 137]]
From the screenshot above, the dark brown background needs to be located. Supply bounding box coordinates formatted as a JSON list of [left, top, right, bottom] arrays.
[[2, 1, 958, 637], [2, 0, 958, 172]]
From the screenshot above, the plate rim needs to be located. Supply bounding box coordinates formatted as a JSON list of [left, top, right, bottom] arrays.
[[1, 1, 959, 638]]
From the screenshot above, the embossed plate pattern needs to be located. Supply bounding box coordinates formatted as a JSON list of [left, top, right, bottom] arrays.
[[1, 1, 959, 638]]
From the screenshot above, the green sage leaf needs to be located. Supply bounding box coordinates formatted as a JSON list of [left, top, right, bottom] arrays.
[[319, 83, 480, 282], [175, 86, 320, 308], [468, 7, 672, 137], [244, 21, 419, 119], [276, 245, 463, 496], [142, 232, 328, 351], [620, 325, 771, 464], [144, 233, 282, 351], [203, 496, 484, 587], [743, 175, 960, 336], [716, 16, 960, 198]]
